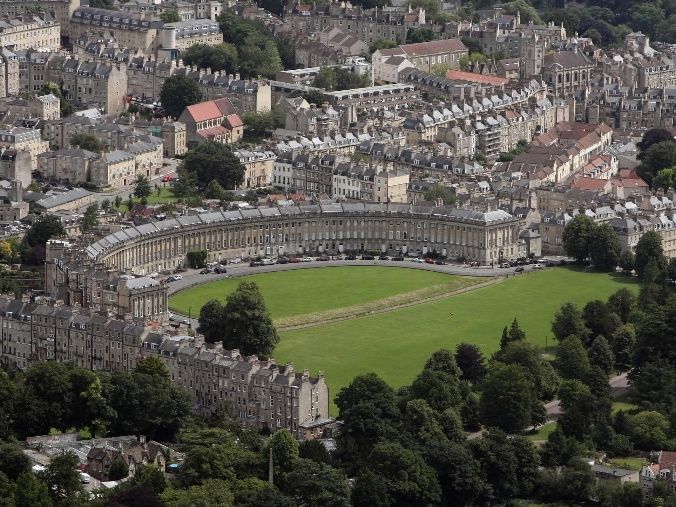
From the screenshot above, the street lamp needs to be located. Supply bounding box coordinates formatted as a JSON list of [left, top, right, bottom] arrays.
[[188, 306, 192, 329]]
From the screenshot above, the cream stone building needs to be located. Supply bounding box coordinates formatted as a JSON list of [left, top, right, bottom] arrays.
[[83, 202, 523, 271], [374, 171, 410, 203], [0, 126, 49, 170], [93, 150, 135, 188], [0, 15, 61, 51], [0, 93, 60, 120], [0, 298, 330, 438], [0, 47, 19, 98], [234, 149, 275, 188], [0, 0, 79, 38], [38, 148, 98, 184]]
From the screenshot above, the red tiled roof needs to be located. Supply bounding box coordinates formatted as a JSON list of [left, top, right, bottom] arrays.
[[214, 97, 236, 116], [660, 451, 676, 470], [186, 101, 222, 123], [446, 70, 509, 86], [196, 125, 229, 139], [400, 38, 466, 57], [224, 113, 244, 128]]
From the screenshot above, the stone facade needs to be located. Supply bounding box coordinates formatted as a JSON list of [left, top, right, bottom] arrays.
[[0, 297, 329, 437], [0, 15, 61, 51], [0, 126, 49, 170]]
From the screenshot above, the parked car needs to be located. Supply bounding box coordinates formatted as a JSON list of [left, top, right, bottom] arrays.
[[379, 254, 390, 260], [165, 276, 178, 282], [276, 257, 289, 264], [199, 268, 211, 274], [435, 259, 447, 265], [173, 274, 182, 280], [532, 263, 543, 270], [213, 266, 226, 274], [424, 257, 435, 264], [318, 255, 330, 261], [289, 256, 302, 263], [515, 266, 525, 273], [80, 473, 91, 484], [301, 256, 313, 262], [500, 262, 510, 268], [392, 256, 404, 261], [161, 174, 174, 182], [261, 258, 275, 265], [411, 258, 424, 263], [168, 314, 190, 325], [361, 254, 375, 260], [148, 272, 159, 278], [345, 254, 357, 260], [249, 260, 262, 267]]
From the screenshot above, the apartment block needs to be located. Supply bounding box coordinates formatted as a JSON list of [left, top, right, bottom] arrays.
[[0, 126, 49, 170], [0, 15, 61, 51]]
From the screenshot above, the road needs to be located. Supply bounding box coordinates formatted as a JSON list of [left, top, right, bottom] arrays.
[[165, 258, 545, 326], [467, 372, 630, 440]]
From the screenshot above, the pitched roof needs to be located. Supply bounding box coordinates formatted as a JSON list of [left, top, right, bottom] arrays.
[[185, 101, 222, 123], [446, 70, 509, 86], [400, 38, 466, 57]]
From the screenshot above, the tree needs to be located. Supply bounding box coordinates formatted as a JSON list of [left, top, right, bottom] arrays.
[[424, 440, 487, 506], [638, 141, 676, 185], [366, 442, 441, 506], [504, 0, 542, 24], [181, 43, 238, 74], [499, 318, 526, 350], [14, 472, 52, 507], [558, 378, 608, 440], [495, 341, 560, 401], [406, 27, 435, 43], [197, 299, 225, 343], [160, 74, 202, 119], [589, 335, 615, 374], [638, 129, 676, 153], [114, 195, 122, 209], [23, 214, 65, 258], [589, 223, 621, 271], [0, 371, 14, 439], [41, 451, 83, 502], [80, 203, 99, 233], [583, 300, 621, 342], [238, 34, 282, 79], [554, 335, 590, 380], [612, 324, 636, 371], [608, 288, 636, 323], [618, 249, 635, 273], [182, 142, 245, 189], [552, 302, 589, 341], [627, 410, 671, 450], [655, 14, 676, 44], [221, 282, 279, 356], [134, 175, 151, 204], [424, 348, 461, 377], [135, 357, 170, 379], [470, 429, 529, 500], [41, 82, 74, 117], [108, 457, 130, 480], [282, 458, 350, 507], [172, 166, 199, 198], [423, 183, 456, 205], [162, 479, 234, 507], [264, 429, 299, 472], [129, 465, 167, 495], [409, 368, 462, 413], [70, 133, 104, 153], [562, 214, 595, 261], [653, 166, 676, 190], [629, 3, 664, 37], [351, 469, 391, 507], [455, 343, 487, 384], [186, 250, 207, 269], [299, 439, 331, 464], [0, 443, 30, 480], [160, 9, 181, 22], [480, 363, 544, 433], [634, 230, 664, 279]]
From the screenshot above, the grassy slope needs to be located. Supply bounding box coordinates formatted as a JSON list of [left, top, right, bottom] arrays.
[[274, 267, 637, 414], [170, 266, 460, 318]]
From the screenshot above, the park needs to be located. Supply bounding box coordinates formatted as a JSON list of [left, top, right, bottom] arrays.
[[169, 265, 637, 414]]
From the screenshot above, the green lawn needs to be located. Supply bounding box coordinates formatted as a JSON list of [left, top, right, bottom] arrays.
[[525, 422, 556, 442], [170, 266, 463, 318], [115, 187, 178, 211], [608, 457, 646, 470], [612, 401, 639, 414], [273, 267, 637, 414]]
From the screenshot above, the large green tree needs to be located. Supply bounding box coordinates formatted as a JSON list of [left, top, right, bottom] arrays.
[[479, 363, 544, 433], [160, 74, 202, 119], [554, 335, 591, 381], [41, 452, 83, 502], [455, 343, 487, 384], [181, 142, 245, 189], [551, 302, 589, 341], [562, 214, 595, 262], [638, 140, 676, 185], [634, 230, 664, 279], [589, 223, 621, 271], [219, 282, 279, 356], [181, 43, 238, 74]]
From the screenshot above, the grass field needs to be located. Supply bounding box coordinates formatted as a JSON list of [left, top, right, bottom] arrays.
[[525, 422, 557, 442], [170, 266, 466, 318], [115, 187, 178, 211], [273, 267, 637, 414]]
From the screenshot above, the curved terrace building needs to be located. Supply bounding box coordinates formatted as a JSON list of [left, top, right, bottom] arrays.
[[84, 202, 522, 275]]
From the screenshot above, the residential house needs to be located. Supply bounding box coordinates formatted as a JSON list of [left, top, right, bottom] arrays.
[[178, 98, 244, 147]]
